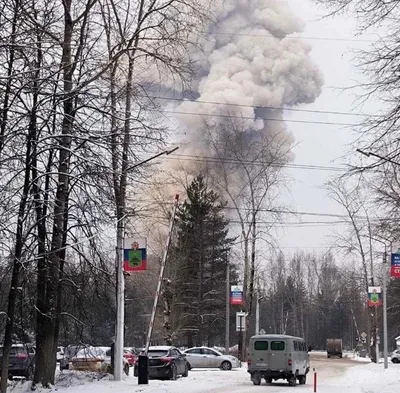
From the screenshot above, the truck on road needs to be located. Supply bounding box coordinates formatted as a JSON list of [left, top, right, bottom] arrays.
[[327, 338, 342, 358]]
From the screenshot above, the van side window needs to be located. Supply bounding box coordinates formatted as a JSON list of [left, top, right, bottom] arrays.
[[270, 341, 285, 351], [254, 341, 268, 350], [294, 341, 298, 351]]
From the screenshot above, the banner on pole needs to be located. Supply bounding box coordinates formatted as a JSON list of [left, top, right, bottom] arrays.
[[367, 286, 382, 307], [123, 238, 147, 272], [391, 252, 400, 278], [230, 285, 243, 305]]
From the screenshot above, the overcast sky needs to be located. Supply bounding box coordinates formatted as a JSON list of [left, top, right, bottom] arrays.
[[275, 0, 377, 254]]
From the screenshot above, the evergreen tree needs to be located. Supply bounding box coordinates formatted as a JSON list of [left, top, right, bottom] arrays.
[[169, 174, 236, 347]]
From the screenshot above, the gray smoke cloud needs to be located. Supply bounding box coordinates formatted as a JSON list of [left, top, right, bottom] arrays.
[[174, 0, 323, 153]]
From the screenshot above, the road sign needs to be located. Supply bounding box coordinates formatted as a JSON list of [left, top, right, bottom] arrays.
[[236, 312, 246, 332], [259, 328, 266, 335]]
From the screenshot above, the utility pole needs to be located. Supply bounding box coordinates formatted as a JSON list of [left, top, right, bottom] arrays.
[[383, 248, 388, 369], [225, 251, 230, 353], [255, 292, 260, 335]]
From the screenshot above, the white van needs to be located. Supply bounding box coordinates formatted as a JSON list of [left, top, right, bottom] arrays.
[[247, 334, 310, 386]]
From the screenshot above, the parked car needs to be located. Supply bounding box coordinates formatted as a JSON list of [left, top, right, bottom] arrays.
[[391, 349, 400, 363], [123, 348, 137, 366], [70, 346, 129, 375], [56, 346, 64, 362], [60, 344, 88, 370], [134, 346, 188, 380], [183, 347, 240, 370], [0, 344, 35, 380]]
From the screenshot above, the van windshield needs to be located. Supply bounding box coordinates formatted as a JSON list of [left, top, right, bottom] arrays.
[[271, 341, 285, 351]]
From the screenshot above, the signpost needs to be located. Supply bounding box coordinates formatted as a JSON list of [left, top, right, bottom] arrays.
[[361, 331, 367, 344], [236, 312, 246, 362]]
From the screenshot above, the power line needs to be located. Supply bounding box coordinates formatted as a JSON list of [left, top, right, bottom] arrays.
[[165, 153, 346, 172], [199, 30, 375, 43], [132, 201, 385, 221], [154, 109, 356, 127], [144, 95, 371, 118]]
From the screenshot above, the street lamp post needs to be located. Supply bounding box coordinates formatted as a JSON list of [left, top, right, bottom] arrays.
[[114, 147, 178, 381], [382, 250, 388, 369], [369, 235, 390, 369], [225, 255, 230, 354]]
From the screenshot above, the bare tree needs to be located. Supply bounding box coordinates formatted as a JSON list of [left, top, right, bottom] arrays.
[[202, 118, 292, 358], [326, 177, 381, 361]]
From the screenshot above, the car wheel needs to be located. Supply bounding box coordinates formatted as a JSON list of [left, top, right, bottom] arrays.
[[187, 362, 192, 370], [298, 375, 306, 385], [25, 366, 34, 381], [288, 375, 297, 386], [169, 363, 178, 380], [220, 361, 232, 371], [124, 363, 130, 376], [252, 374, 262, 385], [265, 377, 272, 384], [392, 358, 400, 364], [182, 363, 189, 377]]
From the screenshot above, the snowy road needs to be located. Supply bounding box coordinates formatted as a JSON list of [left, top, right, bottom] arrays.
[[8, 352, 399, 393]]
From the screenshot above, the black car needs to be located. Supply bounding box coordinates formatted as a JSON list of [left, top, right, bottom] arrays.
[[134, 346, 188, 380], [0, 344, 35, 380]]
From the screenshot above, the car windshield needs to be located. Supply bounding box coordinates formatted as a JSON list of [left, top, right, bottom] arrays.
[[0, 346, 27, 356], [148, 350, 168, 357], [75, 347, 106, 359]]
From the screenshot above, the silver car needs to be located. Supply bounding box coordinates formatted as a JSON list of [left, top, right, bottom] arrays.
[[391, 349, 400, 363], [183, 347, 240, 370]]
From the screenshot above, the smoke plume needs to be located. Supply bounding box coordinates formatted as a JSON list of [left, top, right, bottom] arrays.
[[175, 0, 323, 155]]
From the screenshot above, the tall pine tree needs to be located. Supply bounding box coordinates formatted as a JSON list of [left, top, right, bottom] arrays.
[[169, 174, 236, 347]]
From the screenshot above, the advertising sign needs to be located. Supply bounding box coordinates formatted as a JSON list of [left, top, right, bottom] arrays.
[[230, 285, 243, 305], [391, 252, 400, 278], [123, 237, 147, 272], [367, 286, 382, 307]]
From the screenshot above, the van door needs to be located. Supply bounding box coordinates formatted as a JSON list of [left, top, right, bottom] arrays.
[[252, 339, 269, 368], [269, 340, 287, 370]]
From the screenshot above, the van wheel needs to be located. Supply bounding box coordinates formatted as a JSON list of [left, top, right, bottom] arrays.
[[265, 378, 272, 384], [288, 375, 297, 386], [298, 375, 306, 385], [252, 377, 261, 385]]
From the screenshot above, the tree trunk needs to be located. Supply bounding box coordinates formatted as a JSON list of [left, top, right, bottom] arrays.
[[0, 0, 20, 156], [34, 0, 74, 385], [0, 120, 33, 393]]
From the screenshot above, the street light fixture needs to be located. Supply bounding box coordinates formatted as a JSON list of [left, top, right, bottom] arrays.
[[356, 148, 400, 167]]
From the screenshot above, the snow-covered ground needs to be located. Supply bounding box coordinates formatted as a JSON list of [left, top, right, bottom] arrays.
[[5, 356, 400, 393]]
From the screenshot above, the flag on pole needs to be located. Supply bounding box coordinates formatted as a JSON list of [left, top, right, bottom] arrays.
[[367, 286, 382, 307], [123, 238, 147, 271]]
